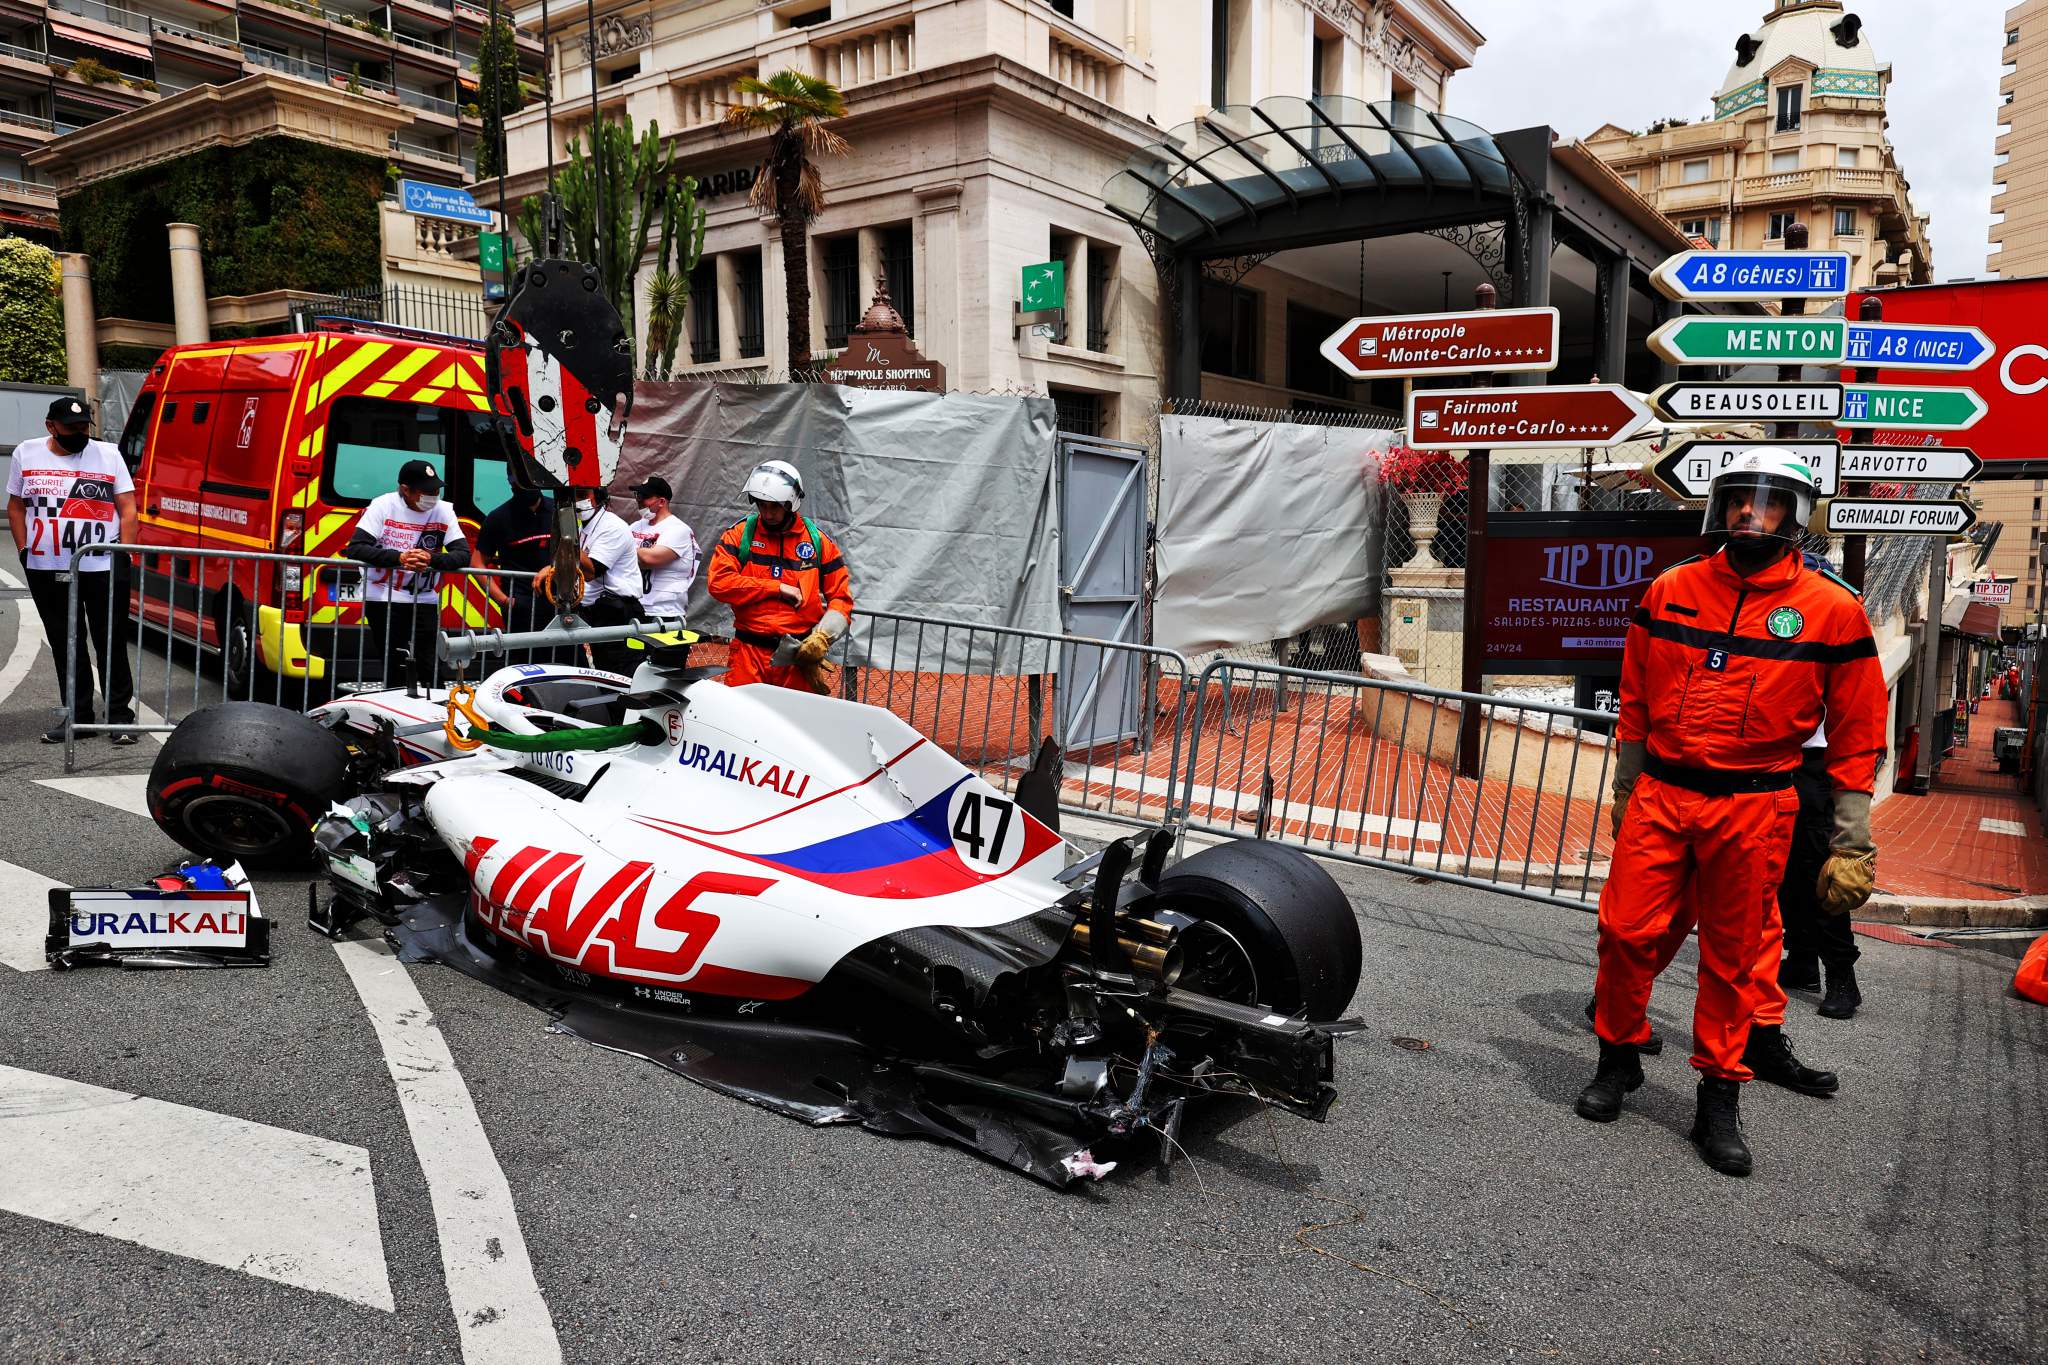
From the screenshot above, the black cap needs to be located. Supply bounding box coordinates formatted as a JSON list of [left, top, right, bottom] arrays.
[[46, 396, 89, 425], [397, 459, 443, 493], [628, 475, 671, 501]]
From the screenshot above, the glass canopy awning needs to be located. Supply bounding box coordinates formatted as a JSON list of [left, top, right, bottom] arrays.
[[1102, 96, 1516, 251]]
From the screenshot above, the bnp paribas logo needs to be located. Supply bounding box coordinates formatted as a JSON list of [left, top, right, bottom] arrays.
[[1540, 543, 1657, 590]]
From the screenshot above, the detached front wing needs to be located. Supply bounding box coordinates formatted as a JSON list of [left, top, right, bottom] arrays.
[[46, 886, 270, 969]]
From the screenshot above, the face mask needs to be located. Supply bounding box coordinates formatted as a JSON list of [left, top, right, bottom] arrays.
[[576, 498, 596, 520], [414, 493, 440, 512], [635, 506, 653, 522], [53, 431, 88, 454]]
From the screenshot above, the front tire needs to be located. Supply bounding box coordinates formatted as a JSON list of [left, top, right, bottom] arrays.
[[148, 702, 354, 868], [1155, 839, 1362, 1021]]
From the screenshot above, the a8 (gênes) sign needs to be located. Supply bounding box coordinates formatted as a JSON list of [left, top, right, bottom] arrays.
[[1650, 250, 1851, 301], [1479, 513, 1704, 672], [1648, 316, 1846, 366], [1650, 382, 1844, 423], [1838, 445, 1983, 482], [1841, 385, 1986, 431], [1650, 439, 1841, 500], [1406, 385, 1653, 449], [399, 180, 493, 226], [1320, 307, 1559, 378], [1823, 498, 1978, 535]]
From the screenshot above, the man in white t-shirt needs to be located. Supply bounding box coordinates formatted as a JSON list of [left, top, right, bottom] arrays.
[[627, 476, 698, 624], [7, 396, 138, 743], [345, 458, 469, 688], [533, 483, 642, 675]]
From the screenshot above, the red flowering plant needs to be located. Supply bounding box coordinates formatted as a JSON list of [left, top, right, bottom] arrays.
[[1375, 444, 1468, 496]]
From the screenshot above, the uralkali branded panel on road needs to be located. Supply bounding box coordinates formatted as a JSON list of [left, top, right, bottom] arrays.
[[1651, 250, 1851, 300], [1824, 498, 1977, 535], [1650, 382, 1844, 423], [1846, 279, 2048, 472], [1481, 513, 1704, 672], [1319, 307, 1559, 378], [1405, 384, 1652, 449]]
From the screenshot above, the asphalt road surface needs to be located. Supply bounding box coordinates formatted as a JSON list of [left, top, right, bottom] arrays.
[[1, 569, 2044, 1364]]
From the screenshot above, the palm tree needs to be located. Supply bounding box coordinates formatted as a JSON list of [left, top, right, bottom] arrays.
[[722, 70, 849, 372]]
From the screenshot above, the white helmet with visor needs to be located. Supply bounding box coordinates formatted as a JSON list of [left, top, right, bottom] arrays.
[[743, 459, 804, 512], [1703, 448, 1819, 550]]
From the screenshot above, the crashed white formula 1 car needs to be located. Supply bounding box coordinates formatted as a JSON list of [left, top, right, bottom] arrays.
[[146, 630, 1364, 1185]]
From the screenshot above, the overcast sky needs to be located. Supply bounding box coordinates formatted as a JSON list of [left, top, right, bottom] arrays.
[[1445, 0, 2008, 280]]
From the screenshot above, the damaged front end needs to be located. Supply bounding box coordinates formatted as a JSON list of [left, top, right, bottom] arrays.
[[310, 793, 1361, 1187]]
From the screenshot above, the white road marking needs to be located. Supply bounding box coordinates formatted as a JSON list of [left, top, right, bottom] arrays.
[[0, 856, 62, 972], [0, 566, 43, 713], [1980, 817, 2027, 837], [335, 938, 562, 1365], [0, 1063, 394, 1310], [37, 773, 152, 819]]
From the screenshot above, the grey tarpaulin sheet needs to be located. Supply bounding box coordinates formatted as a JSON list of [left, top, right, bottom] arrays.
[[614, 382, 1061, 672], [1153, 415, 1396, 656]]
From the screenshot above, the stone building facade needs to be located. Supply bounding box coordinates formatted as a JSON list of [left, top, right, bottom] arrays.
[[499, 0, 1482, 440]]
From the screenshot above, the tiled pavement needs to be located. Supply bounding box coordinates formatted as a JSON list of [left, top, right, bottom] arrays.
[[1872, 695, 2048, 901]]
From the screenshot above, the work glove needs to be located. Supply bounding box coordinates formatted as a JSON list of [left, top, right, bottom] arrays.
[[795, 630, 834, 666], [1608, 740, 1646, 841], [1815, 789, 1876, 917], [797, 655, 838, 695]]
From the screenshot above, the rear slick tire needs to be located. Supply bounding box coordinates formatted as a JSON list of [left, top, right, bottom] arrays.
[[1153, 838, 1362, 1021], [148, 702, 353, 869]]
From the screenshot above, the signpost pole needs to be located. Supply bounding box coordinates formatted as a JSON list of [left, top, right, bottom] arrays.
[[1771, 222, 1810, 471], [1842, 294, 1881, 591], [1915, 537, 1945, 793], [1458, 282, 1498, 779]]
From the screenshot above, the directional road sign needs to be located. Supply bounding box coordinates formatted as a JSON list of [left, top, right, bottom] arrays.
[[1838, 445, 1984, 482], [1650, 440, 1840, 501], [1650, 250, 1852, 301], [1320, 306, 1559, 379], [1650, 382, 1844, 423], [1647, 316, 1846, 366], [1406, 384, 1653, 450], [1843, 322, 1994, 371], [1824, 499, 1977, 536], [1841, 384, 1987, 431]]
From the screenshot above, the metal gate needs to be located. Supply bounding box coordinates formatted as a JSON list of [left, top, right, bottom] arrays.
[[1056, 432, 1148, 751]]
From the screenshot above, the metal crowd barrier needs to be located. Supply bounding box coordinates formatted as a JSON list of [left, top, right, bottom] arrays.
[[846, 610, 1195, 833], [54, 545, 1620, 911], [60, 543, 556, 771], [1176, 659, 1618, 911]]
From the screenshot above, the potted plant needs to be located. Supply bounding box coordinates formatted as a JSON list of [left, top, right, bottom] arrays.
[[1377, 443, 1467, 571]]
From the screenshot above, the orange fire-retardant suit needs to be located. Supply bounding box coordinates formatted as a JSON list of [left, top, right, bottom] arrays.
[[1594, 548, 1885, 1080], [706, 513, 855, 690]]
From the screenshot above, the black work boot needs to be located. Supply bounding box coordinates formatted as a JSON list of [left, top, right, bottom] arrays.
[[1778, 951, 1822, 992], [1583, 999, 1664, 1056], [1689, 1076, 1752, 1177], [1575, 1041, 1644, 1122], [1742, 1023, 1838, 1097], [1819, 964, 1862, 1019]]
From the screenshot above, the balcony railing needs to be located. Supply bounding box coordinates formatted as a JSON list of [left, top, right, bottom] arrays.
[[244, 45, 396, 93], [390, 135, 475, 175], [50, 0, 149, 35], [0, 175, 57, 202], [246, 0, 393, 42], [152, 19, 244, 54], [1737, 165, 1895, 204], [398, 85, 459, 116], [0, 109, 76, 134], [1048, 29, 1115, 102], [670, 64, 755, 129], [392, 31, 455, 59], [811, 22, 912, 90]]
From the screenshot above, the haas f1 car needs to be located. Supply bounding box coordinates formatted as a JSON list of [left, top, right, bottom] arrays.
[[146, 631, 1364, 1185]]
